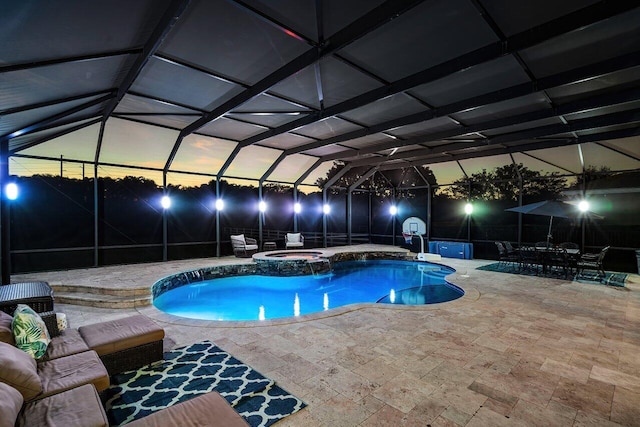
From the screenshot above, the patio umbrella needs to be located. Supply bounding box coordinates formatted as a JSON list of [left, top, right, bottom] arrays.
[[505, 200, 603, 245]]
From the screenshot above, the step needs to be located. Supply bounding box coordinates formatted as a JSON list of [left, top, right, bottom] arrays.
[[54, 291, 151, 309], [51, 284, 150, 298]]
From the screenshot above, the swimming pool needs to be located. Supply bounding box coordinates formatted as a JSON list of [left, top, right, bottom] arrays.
[[153, 260, 462, 321]]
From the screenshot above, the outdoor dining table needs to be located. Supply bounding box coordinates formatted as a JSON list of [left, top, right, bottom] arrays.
[[519, 246, 580, 274], [532, 246, 580, 275]]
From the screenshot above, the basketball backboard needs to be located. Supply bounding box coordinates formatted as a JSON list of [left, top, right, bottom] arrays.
[[402, 216, 426, 235]]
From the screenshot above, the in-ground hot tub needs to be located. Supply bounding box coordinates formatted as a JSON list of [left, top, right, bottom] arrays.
[[267, 251, 323, 259], [253, 250, 330, 276], [252, 249, 413, 276]]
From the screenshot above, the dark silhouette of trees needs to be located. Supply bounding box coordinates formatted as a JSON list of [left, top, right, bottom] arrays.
[[316, 162, 437, 197], [445, 164, 567, 201], [8, 165, 640, 272], [575, 166, 614, 186]]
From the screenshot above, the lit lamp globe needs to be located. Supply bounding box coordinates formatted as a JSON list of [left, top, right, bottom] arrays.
[[5, 183, 18, 201], [215, 199, 224, 211], [389, 205, 398, 216], [464, 203, 473, 215], [258, 201, 267, 213], [323, 204, 331, 215], [161, 195, 171, 209], [578, 200, 590, 212], [294, 202, 302, 214]]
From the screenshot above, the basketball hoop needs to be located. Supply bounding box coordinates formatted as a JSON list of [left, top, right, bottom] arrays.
[[402, 216, 427, 260]]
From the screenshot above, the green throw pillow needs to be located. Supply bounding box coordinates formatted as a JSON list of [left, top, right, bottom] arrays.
[[12, 304, 51, 359]]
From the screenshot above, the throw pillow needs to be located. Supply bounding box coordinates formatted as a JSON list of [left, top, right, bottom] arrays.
[[287, 233, 301, 242], [0, 310, 14, 345], [0, 341, 42, 401], [0, 382, 24, 427], [12, 304, 51, 359], [231, 234, 245, 243]]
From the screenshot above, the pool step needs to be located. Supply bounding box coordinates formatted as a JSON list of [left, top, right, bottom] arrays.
[[51, 284, 151, 309]]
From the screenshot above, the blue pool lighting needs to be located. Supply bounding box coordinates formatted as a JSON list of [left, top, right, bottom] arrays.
[[154, 260, 463, 321]]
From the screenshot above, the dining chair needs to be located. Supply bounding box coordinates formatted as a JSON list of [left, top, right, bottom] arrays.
[[518, 246, 539, 274], [503, 241, 518, 255], [495, 242, 518, 267], [547, 246, 570, 279], [576, 246, 610, 278]]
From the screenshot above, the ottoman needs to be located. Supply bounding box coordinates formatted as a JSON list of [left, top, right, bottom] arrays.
[[19, 384, 109, 427], [263, 241, 277, 251], [126, 392, 249, 427], [78, 315, 164, 375]]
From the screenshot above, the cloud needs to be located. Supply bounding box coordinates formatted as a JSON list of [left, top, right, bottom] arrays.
[[191, 138, 216, 152]]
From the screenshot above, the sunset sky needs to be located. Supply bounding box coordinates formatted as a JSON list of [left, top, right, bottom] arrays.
[[10, 118, 640, 190]]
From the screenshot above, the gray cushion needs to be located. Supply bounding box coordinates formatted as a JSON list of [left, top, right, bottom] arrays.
[[45, 328, 90, 360], [286, 233, 302, 243], [19, 384, 108, 427], [0, 341, 42, 401], [0, 311, 14, 345], [126, 392, 248, 427], [0, 382, 23, 427], [78, 315, 164, 356], [37, 350, 110, 399]]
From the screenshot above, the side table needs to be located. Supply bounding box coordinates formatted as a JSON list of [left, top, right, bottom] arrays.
[[263, 242, 277, 251], [0, 281, 54, 314]]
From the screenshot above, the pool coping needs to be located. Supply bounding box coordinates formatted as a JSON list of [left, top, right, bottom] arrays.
[[141, 281, 481, 329]]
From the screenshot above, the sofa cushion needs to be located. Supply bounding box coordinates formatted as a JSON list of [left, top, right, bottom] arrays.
[[79, 315, 164, 356], [230, 234, 245, 244], [286, 233, 302, 243], [0, 382, 24, 427], [12, 304, 51, 359], [0, 310, 14, 345], [0, 341, 42, 401], [37, 350, 110, 400], [45, 328, 90, 360], [19, 384, 108, 427], [126, 392, 249, 427]]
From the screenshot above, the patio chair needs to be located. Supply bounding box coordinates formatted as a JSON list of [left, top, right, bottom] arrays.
[[576, 246, 610, 278], [559, 242, 580, 273], [547, 246, 571, 279], [518, 246, 540, 274], [535, 241, 550, 249], [559, 242, 579, 250], [285, 233, 304, 249], [495, 242, 517, 267], [230, 234, 259, 257], [503, 241, 518, 255]]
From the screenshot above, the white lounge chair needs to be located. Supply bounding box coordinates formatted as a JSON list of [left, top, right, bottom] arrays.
[[284, 233, 304, 249], [230, 234, 259, 257]]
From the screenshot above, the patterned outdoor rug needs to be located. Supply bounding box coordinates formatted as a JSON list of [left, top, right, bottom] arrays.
[[103, 341, 306, 426], [476, 262, 627, 287]]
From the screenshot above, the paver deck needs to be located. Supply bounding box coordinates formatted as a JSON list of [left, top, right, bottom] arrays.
[[11, 245, 640, 426]]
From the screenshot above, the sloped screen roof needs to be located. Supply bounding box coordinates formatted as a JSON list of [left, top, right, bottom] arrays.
[[2, 0, 639, 187]]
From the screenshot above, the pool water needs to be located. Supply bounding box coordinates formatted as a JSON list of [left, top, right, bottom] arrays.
[[153, 260, 462, 321]]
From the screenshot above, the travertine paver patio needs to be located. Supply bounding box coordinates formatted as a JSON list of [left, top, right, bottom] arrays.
[[13, 245, 640, 426]]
